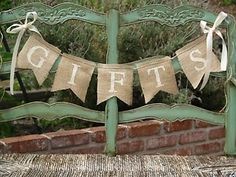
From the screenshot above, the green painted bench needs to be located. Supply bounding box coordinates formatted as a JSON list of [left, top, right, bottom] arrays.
[[0, 2, 236, 156]]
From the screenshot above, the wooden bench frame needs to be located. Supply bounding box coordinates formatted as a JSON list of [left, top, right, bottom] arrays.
[[0, 2, 236, 156]]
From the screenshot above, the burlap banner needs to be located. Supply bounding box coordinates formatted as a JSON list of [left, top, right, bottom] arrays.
[[17, 34, 61, 85], [176, 36, 221, 89], [137, 57, 179, 103], [51, 54, 95, 102], [97, 64, 133, 105], [8, 11, 228, 105], [16, 34, 224, 105]]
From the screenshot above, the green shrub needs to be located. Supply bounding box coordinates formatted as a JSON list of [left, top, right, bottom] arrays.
[[0, 0, 12, 11], [222, 0, 236, 5]]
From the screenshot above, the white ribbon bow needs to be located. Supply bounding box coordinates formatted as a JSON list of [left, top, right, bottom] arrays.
[[0, 31, 3, 44], [6, 11, 40, 95], [199, 11, 228, 90]]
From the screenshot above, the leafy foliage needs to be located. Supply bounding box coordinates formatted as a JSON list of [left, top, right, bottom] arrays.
[[222, 0, 236, 5], [0, 122, 15, 138], [0, 0, 12, 11]]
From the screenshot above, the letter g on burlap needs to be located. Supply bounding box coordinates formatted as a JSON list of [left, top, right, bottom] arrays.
[[17, 34, 60, 85]]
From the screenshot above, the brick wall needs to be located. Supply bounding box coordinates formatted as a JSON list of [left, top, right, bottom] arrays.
[[0, 120, 225, 155]]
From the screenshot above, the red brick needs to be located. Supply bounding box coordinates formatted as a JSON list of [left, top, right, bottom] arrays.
[[117, 126, 127, 140], [220, 140, 225, 150], [209, 127, 225, 140], [163, 147, 193, 156], [88, 125, 126, 143], [2, 135, 49, 153], [45, 130, 89, 149], [179, 130, 207, 144], [194, 142, 222, 155], [147, 135, 178, 150], [175, 147, 193, 156], [0, 142, 5, 153], [88, 127, 106, 143], [117, 140, 144, 154], [127, 120, 161, 138], [77, 146, 104, 154], [164, 120, 192, 132], [51, 145, 104, 154], [195, 120, 215, 128]]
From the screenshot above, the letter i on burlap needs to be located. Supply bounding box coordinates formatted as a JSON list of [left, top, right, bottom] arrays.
[[51, 54, 95, 102]]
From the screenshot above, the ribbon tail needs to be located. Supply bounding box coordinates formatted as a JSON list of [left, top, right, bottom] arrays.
[[200, 45, 212, 90], [221, 43, 227, 71], [215, 30, 228, 71], [200, 46, 214, 90], [199, 11, 228, 90], [200, 72, 210, 90], [220, 35, 228, 71], [200, 32, 213, 90], [29, 26, 41, 36], [9, 30, 25, 95]]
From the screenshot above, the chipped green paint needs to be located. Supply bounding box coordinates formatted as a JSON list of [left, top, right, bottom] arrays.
[[0, 2, 106, 25], [0, 102, 104, 123], [225, 15, 236, 155], [104, 8, 120, 156], [120, 5, 227, 27], [0, 102, 224, 125], [119, 104, 225, 125], [0, 3, 235, 156]]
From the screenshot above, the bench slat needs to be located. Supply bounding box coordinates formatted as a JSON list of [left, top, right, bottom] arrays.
[[119, 103, 225, 125], [0, 101, 105, 123], [0, 2, 106, 25]]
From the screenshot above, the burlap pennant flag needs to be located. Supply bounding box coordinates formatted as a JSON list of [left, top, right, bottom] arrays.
[[51, 54, 95, 102], [137, 57, 178, 103], [17, 34, 61, 85], [176, 36, 221, 89], [97, 64, 133, 105]]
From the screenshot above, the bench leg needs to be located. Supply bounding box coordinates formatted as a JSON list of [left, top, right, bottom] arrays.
[[225, 18, 236, 155]]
